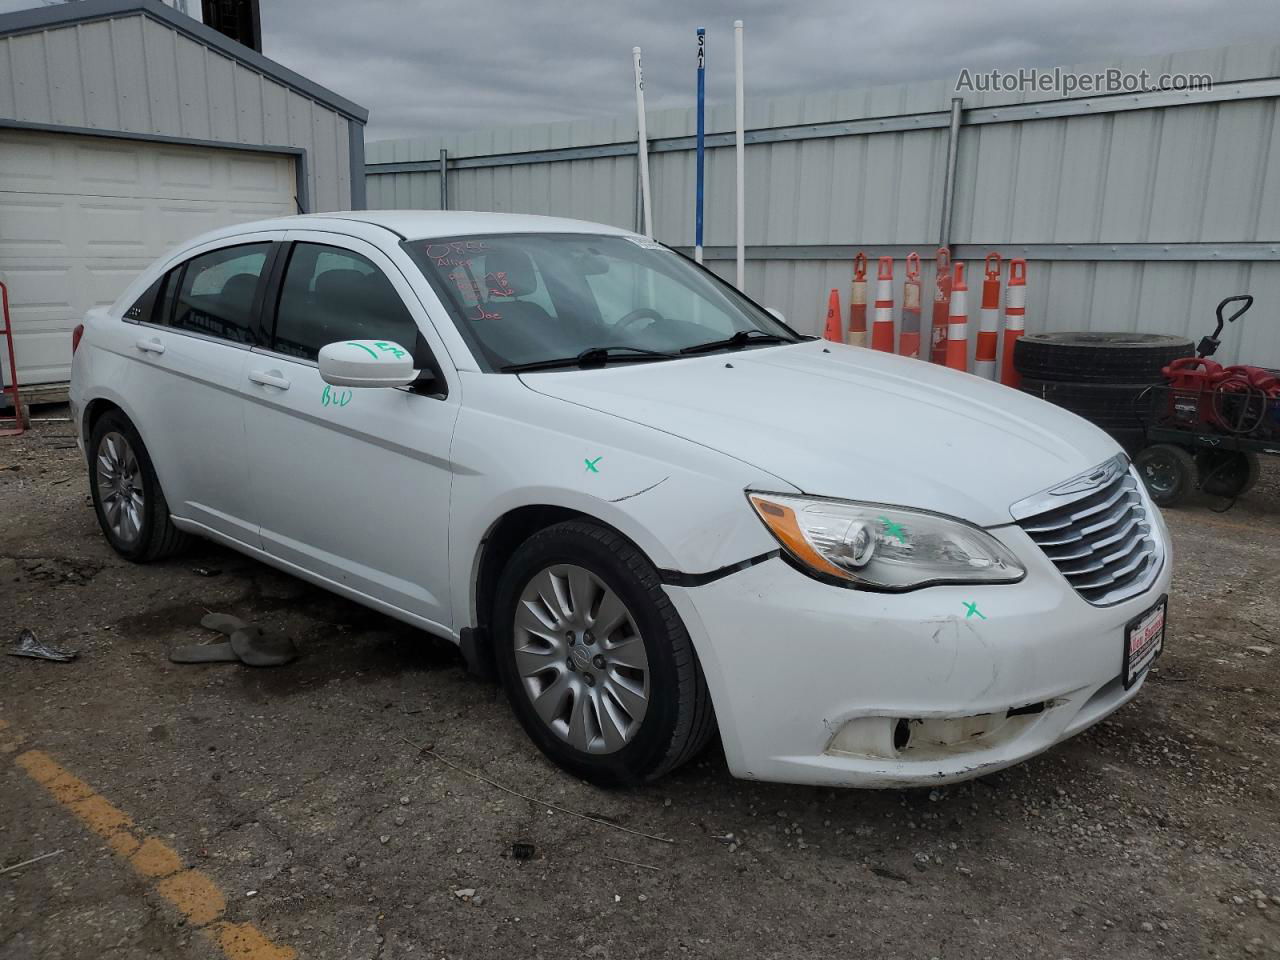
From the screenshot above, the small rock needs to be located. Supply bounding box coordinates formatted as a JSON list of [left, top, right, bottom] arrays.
[[379, 835, 390, 845], [394, 817, 405, 827], [399, 796, 411, 805], [1140, 921, 1154, 933], [453, 888, 476, 900], [246, 890, 258, 898]]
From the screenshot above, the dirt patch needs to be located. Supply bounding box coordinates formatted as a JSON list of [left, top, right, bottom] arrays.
[[2, 408, 1278, 960]]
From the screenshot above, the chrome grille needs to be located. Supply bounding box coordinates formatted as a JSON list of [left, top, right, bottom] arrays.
[[1013, 456, 1162, 606]]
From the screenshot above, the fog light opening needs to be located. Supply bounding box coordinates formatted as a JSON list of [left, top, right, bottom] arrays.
[[893, 718, 912, 752]]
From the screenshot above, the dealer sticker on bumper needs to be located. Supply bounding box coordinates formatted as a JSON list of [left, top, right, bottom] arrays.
[[1124, 595, 1167, 689]]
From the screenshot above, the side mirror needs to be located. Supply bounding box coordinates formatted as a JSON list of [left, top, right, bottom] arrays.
[[766, 307, 786, 324], [318, 339, 417, 388]]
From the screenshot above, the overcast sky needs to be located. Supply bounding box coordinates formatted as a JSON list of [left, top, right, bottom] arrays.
[[6, 0, 1279, 140]]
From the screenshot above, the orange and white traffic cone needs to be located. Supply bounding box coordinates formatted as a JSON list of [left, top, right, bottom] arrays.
[[870, 256, 895, 352], [930, 247, 951, 364], [945, 262, 969, 372], [846, 252, 868, 347], [899, 252, 922, 359], [823, 288, 843, 342], [1000, 258, 1027, 387], [974, 252, 1001, 379]]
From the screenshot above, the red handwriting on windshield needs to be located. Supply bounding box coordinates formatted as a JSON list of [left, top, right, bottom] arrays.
[[486, 271, 514, 298], [466, 304, 502, 322], [426, 240, 487, 267], [449, 272, 481, 300]]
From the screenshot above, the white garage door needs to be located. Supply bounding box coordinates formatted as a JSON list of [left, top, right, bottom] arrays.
[[0, 129, 297, 387]]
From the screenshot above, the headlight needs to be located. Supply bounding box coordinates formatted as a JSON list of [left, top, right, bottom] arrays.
[[748, 492, 1025, 590]]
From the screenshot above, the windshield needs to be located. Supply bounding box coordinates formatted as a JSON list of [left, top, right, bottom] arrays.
[[404, 233, 800, 370]]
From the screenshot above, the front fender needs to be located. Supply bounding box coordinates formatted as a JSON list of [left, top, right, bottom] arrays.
[[448, 373, 794, 630]]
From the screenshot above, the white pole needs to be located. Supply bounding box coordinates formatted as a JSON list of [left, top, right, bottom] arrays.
[[632, 46, 655, 238], [733, 20, 745, 290]]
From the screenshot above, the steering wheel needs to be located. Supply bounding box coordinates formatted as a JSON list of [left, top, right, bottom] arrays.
[[615, 307, 665, 334]]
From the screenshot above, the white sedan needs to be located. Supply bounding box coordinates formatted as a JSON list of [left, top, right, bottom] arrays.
[[69, 211, 1171, 788]]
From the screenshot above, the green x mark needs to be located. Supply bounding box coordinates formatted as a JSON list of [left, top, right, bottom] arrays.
[[963, 601, 987, 620], [584, 457, 602, 473], [879, 515, 907, 544]]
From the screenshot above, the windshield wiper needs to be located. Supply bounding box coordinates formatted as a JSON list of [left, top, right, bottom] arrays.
[[678, 330, 794, 355], [501, 345, 677, 373]]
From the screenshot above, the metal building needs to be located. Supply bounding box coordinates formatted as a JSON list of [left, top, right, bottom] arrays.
[[367, 39, 1280, 366], [0, 0, 367, 391]]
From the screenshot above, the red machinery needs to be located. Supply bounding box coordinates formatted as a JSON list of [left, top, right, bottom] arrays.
[[1134, 295, 1279, 506]]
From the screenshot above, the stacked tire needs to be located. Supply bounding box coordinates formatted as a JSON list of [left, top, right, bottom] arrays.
[[1013, 332, 1258, 506], [1014, 332, 1194, 455]]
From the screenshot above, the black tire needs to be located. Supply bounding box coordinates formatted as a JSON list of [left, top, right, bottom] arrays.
[[1133, 444, 1197, 507], [88, 410, 190, 562], [1014, 332, 1193, 384], [1019, 378, 1158, 430], [493, 520, 716, 787], [1196, 450, 1260, 499]]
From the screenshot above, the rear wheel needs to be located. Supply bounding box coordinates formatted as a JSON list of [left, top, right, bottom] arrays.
[[493, 520, 715, 786], [88, 410, 190, 562], [1196, 450, 1260, 499], [1133, 443, 1196, 507]]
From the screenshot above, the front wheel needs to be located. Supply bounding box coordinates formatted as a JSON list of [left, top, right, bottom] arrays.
[[493, 520, 716, 787]]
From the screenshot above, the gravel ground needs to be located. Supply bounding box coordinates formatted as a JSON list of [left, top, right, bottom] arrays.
[[2, 409, 1278, 960]]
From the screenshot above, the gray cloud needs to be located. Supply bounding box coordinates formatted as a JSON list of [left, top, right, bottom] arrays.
[[4, 0, 1276, 139], [256, 0, 1277, 139]]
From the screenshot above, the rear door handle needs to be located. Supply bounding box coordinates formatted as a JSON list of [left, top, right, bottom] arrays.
[[248, 369, 291, 390], [135, 337, 165, 355]]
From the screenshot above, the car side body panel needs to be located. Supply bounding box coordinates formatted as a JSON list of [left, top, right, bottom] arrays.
[[447, 371, 793, 632]]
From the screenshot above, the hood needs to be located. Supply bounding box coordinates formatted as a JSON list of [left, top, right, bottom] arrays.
[[519, 341, 1121, 526]]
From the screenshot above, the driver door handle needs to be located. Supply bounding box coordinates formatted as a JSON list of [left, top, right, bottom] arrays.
[[248, 369, 291, 391], [135, 336, 165, 355]]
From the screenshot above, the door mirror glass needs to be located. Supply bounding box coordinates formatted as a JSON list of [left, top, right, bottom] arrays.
[[766, 307, 786, 324], [318, 340, 417, 388]]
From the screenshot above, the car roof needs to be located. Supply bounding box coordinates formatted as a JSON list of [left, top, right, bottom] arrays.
[[179, 210, 639, 249]]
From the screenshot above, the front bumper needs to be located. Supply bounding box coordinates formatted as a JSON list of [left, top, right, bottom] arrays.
[[665, 523, 1172, 788]]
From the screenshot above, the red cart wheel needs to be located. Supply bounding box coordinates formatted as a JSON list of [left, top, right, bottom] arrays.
[[1196, 450, 1260, 499], [1134, 444, 1196, 507]]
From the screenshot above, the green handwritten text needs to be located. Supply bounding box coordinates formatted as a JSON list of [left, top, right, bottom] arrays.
[[322, 384, 352, 408]]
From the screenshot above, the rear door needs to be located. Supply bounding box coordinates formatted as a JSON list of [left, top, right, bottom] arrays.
[[242, 230, 459, 629], [120, 234, 282, 543]]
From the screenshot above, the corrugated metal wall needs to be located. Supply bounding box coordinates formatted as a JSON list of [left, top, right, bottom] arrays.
[[368, 40, 1280, 365], [0, 11, 355, 211]]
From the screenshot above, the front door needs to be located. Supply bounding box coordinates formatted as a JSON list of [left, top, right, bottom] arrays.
[[241, 232, 458, 630]]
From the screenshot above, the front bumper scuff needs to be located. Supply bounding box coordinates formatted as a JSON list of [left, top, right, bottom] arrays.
[[663, 520, 1172, 788]]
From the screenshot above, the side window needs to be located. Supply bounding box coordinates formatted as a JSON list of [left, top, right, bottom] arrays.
[[272, 243, 419, 362], [124, 275, 165, 323], [170, 243, 271, 345]]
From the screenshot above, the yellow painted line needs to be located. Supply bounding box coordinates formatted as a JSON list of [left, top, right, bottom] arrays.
[[14, 749, 296, 960]]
